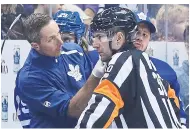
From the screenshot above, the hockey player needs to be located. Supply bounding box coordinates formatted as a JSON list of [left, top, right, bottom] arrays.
[[54, 10, 99, 67]]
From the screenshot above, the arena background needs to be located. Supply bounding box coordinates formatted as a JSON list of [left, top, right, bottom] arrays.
[[1, 4, 189, 128]]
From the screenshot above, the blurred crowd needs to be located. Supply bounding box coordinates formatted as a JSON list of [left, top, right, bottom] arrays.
[[1, 4, 189, 42]]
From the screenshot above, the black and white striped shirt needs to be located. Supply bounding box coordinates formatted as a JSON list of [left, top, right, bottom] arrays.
[[75, 50, 181, 128]]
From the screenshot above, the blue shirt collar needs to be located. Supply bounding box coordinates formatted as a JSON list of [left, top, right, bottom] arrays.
[[28, 48, 57, 65]]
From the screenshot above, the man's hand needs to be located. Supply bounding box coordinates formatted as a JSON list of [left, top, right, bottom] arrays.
[[92, 59, 106, 78], [68, 74, 101, 118]]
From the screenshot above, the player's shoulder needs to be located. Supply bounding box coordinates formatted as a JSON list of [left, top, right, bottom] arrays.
[[62, 42, 83, 52], [150, 57, 171, 66], [108, 49, 143, 66], [150, 57, 175, 71], [60, 42, 84, 57]]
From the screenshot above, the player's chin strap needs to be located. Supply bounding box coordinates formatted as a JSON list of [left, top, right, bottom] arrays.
[[108, 40, 118, 55], [119, 27, 138, 52], [108, 25, 138, 55], [108, 36, 135, 56], [119, 41, 135, 52]]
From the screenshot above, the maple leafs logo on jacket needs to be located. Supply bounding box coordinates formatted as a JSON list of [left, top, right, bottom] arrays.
[[67, 64, 82, 81]]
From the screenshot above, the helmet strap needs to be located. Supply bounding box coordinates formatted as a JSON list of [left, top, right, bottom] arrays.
[[108, 40, 118, 55]]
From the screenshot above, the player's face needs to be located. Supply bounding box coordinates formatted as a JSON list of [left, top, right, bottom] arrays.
[[92, 32, 112, 62], [173, 15, 188, 41], [38, 20, 63, 57], [134, 23, 151, 51], [60, 32, 76, 43]]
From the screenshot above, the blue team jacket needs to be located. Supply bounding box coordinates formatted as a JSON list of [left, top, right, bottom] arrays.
[[14, 42, 93, 128]]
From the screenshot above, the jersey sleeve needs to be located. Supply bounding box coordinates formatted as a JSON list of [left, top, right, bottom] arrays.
[[17, 71, 72, 119], [14, 87, 31, 128], [75, 79, 124, 128]]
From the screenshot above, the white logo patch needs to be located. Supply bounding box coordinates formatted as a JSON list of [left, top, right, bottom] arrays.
[[43, 101, 51, 107], [67, 64, 82, 81], [58, 13, 68, 18], [137, 12, 147, 20]]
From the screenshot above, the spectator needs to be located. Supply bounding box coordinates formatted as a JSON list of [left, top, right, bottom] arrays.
[[75, 4, 98, 19], [33, 4, 61, 16], [22, 4, 34, 17], [61, 4, 92, 25], [147, 4, 162, 18], [177, 25, 189, 127], [156, 4, 189, 41], [1, 4, 25, 40], [33, 4, 49, 14]]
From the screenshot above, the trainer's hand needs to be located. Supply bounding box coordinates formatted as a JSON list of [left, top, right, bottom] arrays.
[[92, 59, 106, 78]]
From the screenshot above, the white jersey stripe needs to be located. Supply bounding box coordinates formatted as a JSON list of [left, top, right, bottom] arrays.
[[113, 55, 133, 88], [86, 97, 111, 128], [167, 99, 181, 127], [108, 120, 118, 128], [120, 114, 128, 128], [75, 94, 96, 129], [109, 52, 123, 65], [140, 97, 155, 128], [150, 60, 157, 71], [140, 59, 167, 128], [142, 52, 153, 70], [61, 50, 83, 56], [162, 98, 177, 128], [20, 119, 30, 126]]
